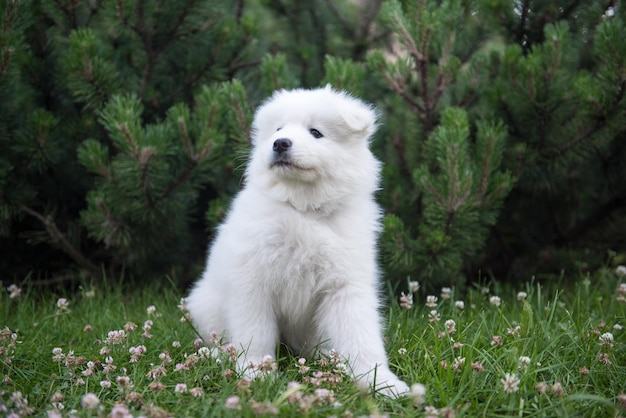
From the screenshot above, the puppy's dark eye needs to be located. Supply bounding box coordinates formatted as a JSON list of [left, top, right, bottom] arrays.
[[309, 128, 323, 139], [276, 127, 282, 131]]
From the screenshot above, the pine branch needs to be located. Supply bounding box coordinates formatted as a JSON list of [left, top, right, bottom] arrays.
[[544, 81, 625, 159], [431, 31, 457, 117], [377, 64, 425, 112], [138, 148, 155, 209], [0, 1, 17, 79], [20, 205, 100, 278], [159, 160, 198, 203], [392, 132, 412, 182], [516, 0, 531, 49], [558, 0, 584, 20]]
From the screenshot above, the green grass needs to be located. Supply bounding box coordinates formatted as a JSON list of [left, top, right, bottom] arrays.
[[1, 270, 625, 417]]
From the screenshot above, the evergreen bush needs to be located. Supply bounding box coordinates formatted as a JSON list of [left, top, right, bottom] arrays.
[[1, 0, 625, 287]]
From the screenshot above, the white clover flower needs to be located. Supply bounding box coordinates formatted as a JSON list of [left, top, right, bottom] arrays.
[[455, 300, 465, 309], [517, 291, 528, 301], [399, 292, 413, 310], [489, 296, 502, 307], [99, 380, 111, 388], [615, 265, 626, 277], [440, 287, 452, 299], [56, 298, 70, 312], [426, 295, 438, 308], [518, 356, 531, 371], [225, 395, 241, 410], [428, 310, 440, 323], [452, 357, 465, 371], [7, 284, 21, 299], [190, 387, 204, 397], [80, 393, 100, 410], [410, 383, 426, 406], [398, 347, 407, 356], [52, 348, 64, 362], [197, 346, 212, 359], [105, 330, 127, 345], [613, 324, 623, 330], [599, 332, 614, 342], [146, 305, 157, 315], [175, 383, 188, 393], [409, 281, 420, 293], [334, 363, 348, 374], [501, 373, 520, 393], [444, 319, 456, 334]]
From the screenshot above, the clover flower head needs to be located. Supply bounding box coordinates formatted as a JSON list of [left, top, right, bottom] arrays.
[[399, 292, 413, 310], [409, 281, 420, 293], [452, 357, 465, 371], [7, 284, 21, 299], [116, 376, 132, 387], [551, 382, 564, 397], [190, 387, 203, 397], [56, 298, 70, 312], [535, 381, 548, 394], [599, 332, 614, 349], [428, 310, 440, 323], [410, 383, 426, 406], [225, 395, 241, 410], [105, 330, 127, 345], [489, 296, 501, 307], [491, 335, 503, 346], [518, 356, 531, 371], [444, 319, 456, 334], [440, 287, 452, 299], [501, 372, 520, 393], [426, 295, 438, 308], [600, 332, 614, 342], [507, 325, 522, 337], [81, 393, 100, 410]]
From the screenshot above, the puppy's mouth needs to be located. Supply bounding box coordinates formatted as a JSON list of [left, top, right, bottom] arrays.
[[270, 159, 311, 171]]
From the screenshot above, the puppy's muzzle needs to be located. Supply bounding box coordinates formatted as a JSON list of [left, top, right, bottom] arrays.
[[273, 138, 292, 155]]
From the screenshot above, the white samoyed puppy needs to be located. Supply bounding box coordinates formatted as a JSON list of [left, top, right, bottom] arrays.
[[186, 85, 409, 397]]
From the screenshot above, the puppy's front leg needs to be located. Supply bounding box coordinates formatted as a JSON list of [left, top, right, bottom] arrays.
[[226, 295, 278, 379], [315, 284, 409, 398]]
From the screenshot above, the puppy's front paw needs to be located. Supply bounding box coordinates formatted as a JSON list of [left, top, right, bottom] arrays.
[[376, 378, 410, 399], [358, 368, 410, 398]]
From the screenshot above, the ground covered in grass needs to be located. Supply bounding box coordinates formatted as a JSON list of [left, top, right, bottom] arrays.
[[1, 269, 625, 417]]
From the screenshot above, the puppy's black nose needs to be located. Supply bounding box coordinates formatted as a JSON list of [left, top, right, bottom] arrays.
[[273, 138, 292, 154]]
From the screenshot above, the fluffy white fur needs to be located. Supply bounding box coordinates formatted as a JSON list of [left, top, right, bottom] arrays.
[[186, 86, 409, 397]]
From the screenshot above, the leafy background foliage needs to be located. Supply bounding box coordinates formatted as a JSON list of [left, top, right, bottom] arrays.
[[1, 0, 625, 289]]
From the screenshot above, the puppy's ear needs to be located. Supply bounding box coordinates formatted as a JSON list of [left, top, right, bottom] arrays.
[[339, 103, 377, 135]]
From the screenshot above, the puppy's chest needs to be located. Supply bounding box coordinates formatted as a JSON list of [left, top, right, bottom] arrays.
[[255, 218, 348, 289]]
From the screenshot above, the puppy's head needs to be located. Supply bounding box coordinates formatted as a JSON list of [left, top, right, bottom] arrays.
[[246, 86, 381, 211]]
